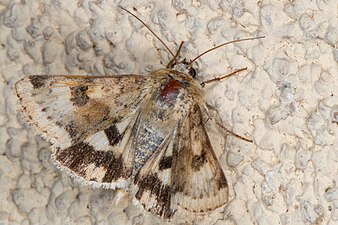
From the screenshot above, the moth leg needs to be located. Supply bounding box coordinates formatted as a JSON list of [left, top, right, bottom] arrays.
[[200, 67, 247, 86], [216, 121, 253, 143], [202, 108, 253, 143]]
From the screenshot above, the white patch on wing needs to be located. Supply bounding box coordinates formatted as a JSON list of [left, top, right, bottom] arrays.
[[85, 131, 110, 151], [49, 86, 75, 111], [157, 169, 171, 185], [84, 163, 107, 182]]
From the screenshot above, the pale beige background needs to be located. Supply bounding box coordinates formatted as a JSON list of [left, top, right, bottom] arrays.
[[0, 0, 337, 224]]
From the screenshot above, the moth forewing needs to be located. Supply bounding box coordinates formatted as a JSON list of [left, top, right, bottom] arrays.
[[199, 105, 228, 159], [15, 74, 148, 187]]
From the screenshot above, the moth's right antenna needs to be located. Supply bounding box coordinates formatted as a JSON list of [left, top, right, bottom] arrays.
[[120, 6, 175, 58], [189, 36, 265, 64]]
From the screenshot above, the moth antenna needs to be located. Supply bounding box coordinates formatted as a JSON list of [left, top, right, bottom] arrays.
[[200, 67, 247, 86], [166, 41, 184, 68], [120, 6, 175, 58], [190, 36, 265, 64]]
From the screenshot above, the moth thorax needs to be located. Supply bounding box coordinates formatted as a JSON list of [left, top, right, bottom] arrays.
[[160, 79, 181, 102], [158, 76, 191, 106]]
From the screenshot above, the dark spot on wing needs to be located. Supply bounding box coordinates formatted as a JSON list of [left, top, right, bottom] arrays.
[[191, 151, 207, 171], [159, 156, 172, 170], [104, 124, 123, 146], [70, 85, 89, 106], [29, 76, 49, 89]]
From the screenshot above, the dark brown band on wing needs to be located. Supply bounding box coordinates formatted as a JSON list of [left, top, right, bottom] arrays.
[[54, 142, 131, 183]]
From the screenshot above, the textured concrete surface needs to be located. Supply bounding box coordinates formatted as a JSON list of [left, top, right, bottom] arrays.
[[0, 0, 337, 224]]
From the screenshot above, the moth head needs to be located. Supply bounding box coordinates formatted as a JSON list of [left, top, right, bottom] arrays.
[[170, 58, 197, 78]]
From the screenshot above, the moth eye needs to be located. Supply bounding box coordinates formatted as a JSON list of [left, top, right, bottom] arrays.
[[188, 67, 196, 78], [170, 62, 177, 69]]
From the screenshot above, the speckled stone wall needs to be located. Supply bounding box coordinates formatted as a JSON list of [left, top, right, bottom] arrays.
[[0, 0, 337, 225]]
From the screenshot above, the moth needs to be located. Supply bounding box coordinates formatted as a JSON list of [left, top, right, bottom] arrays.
[[15, 7, 263, 219]]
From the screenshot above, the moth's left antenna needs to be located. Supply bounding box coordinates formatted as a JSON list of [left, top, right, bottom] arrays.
[[119, 6, 175, 58]]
